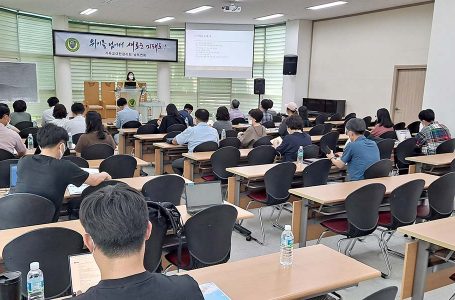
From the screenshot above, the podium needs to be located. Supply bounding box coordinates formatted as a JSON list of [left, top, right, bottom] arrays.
[[116, 88, 143, 109]]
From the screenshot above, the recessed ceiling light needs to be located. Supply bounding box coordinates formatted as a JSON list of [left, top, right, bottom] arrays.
[[186, 6, 213, 14], [155, 16, 175, 23], [306, 1, 347, 10], [80, 8, 98, 15], [255, 14, 284, 21]]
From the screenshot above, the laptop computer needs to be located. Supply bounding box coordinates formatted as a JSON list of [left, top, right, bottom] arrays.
[[124, 81, 137, 89], [9, 164, 17, 188], [185, 181, 224, 215], [395, 129, 412, 142]]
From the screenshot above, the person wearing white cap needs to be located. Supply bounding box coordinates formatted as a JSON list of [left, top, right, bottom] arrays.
[[278, 101, 299, 137]]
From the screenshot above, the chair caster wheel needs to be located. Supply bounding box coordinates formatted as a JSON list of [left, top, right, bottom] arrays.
[[246, 236, 252, 241]]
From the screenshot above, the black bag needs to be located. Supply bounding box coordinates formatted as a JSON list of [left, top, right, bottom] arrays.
[[146, 201, 183, 236]]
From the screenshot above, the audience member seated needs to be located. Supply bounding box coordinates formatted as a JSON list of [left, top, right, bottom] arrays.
[[213, 106, 233, 135], [115, 97, 140, 129], [50, 104, 69, 128], [74, 185, 203, 300], [238, 109, 267, 148], [172, 109, 219, 175], [229, 99, 244, 121], [267, 99, 278, 116], [416, 109, 452, 155], [278, 102, 299, 137], [65, 102, 86, 135], [326, 118, 380, 181], [274, 115, 312, 162], [370, 108, 394, 138], [42, 96, 59, 126], [298, 105, 311, 127], [0, 104, 26, 157], [75, 111, 116, 155], [159, 103, 186, 133], [15, 124, 111, 220], [179, 103, 194, 127], [260, 99, 274, 124], [10, 99, 32, 126]]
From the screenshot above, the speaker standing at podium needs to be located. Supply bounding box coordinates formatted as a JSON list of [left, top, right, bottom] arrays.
[[125, 71, 137, 88]]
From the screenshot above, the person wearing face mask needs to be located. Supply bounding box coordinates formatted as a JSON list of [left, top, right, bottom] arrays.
[[0, 103, 26, 157], [15, 123, 112, 221], [326, 118, 380, 181], [274, 115, 312, 162]]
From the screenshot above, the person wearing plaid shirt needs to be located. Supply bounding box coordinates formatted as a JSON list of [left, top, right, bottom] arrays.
[[260, 99, 274, 124], [415, 109, 451, 155]]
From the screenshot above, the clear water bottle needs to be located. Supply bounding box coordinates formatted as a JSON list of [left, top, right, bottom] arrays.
[[27, 262, 44, 300], [185, 117, 189, 127], [297, 146, 304, 165], [221, 129, 226, 140], [27, 133, 34, 150], [67, 133, 73, 150], [280, 225, 294, 267]]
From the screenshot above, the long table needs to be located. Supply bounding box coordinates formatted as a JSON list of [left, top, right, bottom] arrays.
[[153, 142, 187, 175], [406, 153, 455, 173], [88, 156, 150, 177], [118, 128, 139, 154], [133, 133, 167, 160]]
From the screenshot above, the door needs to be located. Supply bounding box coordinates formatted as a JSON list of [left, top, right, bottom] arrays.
[[391, 66, 426, 125]]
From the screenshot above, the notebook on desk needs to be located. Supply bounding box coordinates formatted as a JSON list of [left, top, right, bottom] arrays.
[[185, 182, 224, 215], [395, 129, 412, 142]]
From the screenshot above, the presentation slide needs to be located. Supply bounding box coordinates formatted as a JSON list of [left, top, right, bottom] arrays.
[[185, 23, 254, 79]]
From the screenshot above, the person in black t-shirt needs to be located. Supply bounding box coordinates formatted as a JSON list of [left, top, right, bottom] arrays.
[[74, 184, 203, 300], [274, 115, 312, 162], [15, 124, 111, 220]]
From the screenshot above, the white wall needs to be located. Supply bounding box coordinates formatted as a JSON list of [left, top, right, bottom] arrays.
[[423, 0, 455, 133], [308, 4, 434, 118]]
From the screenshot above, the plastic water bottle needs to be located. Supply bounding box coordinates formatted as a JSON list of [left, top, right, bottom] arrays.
[[27, 262, 44, 300], [67, 133, 73, 149], [27, 133, 34, 150], [280, 225, 294, 267], [185, 117, 189, 127], [221, 129, 226, 140], [297, 146, 304, 165]]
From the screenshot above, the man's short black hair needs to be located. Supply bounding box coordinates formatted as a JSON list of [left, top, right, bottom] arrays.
[[37, 123, 69, 148], [195, 109, 210, 122], [47, 97, 59, 107], [184, 104, 193, 111], [79, 184, 149, 257], [13, 100, 27, 113], [0, 103, 10, 118], [261, 99, 273, 110], [71, 102, 85, 115], [53, 104, 68, 119], [231, 99, 240, 109], [117, 98, 127, 107], [418, 109, 435, 123], [285, 115, 304, 130], [248, 109, 263, 123]]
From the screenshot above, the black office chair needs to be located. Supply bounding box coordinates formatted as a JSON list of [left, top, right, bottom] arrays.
[[18, 127, 38, 139], [137, 124, 158, 134], [314, 114, 328, 125], [0, 149, 15, 161], [99, 154, 137, 179], [202, 147, 241, 184], [225, 130, 238, 138], [231, 117, 247, 125], [364, 159, 394, 179], [14, 121, 34, 131], [344, 113, 356, 121], [393, 122, 406, 131], [81, 143, 115, 160], [61, 156, 89, 168], [363, 116, 372, 128], [319, 131, 340, 152], [163, 131, 181, 139], [72, 133, 83, 145], [219, 137, 241, 149], [273, 115, 282, 123], [142, 175, 185, 206], [2, 228, 84, 299], [308, 124, 325, 136], [247, 145, 277, 165], [194, 141, 219, 152], [395, 138, 418, 174], [376, 139, 395, 160], [302, 159, 332, 187], [167, 124, 187, 133], [329, 113, 342, 121], [323, 123, 333, 134], [0, 159, 18, 188], [302, 144, 320, 159], [407, 121, 421, 135], [451, 159, 455, 172], [379, 131, 397, 140], [436, 138, 455, 154], [362, 286, 398, 300], [144, 205, 169, 273], [122, 120, 142, 128], [165, 205, 237, 270], [262, 121, 275, 129], [252, 136, 273, 148], [417, 172, 455, 221], [0, 194, 55, 230]]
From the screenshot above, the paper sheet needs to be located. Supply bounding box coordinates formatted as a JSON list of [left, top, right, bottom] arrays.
[[69, 253, 101, 294]]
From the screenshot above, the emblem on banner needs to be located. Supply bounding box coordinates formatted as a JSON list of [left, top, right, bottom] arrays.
[[65, 38, 80, 52]]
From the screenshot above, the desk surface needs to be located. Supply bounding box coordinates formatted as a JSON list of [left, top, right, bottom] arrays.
[[311, 134, 348, 143], [187, 244, 380, 300], [87, 156, 150, 169], [153, 142, 187, 150], [325, 120, 345, 126], [118, 128, 139, 134], [398, 217, 455, 251], [133, 133, 167, 141], [289, 173, 438, 205], [227, 162, 306, 179], [406, 153, 455, 166], [115, 175, 193, 189], [183, 148, 252, 162]]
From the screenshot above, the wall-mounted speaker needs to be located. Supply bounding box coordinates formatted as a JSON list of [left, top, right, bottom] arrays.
[[254, 78, 265, 95], [283, 55, 298, 75]]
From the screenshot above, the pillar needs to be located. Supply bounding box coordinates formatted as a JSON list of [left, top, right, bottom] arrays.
[[156, 25, 171, 107]]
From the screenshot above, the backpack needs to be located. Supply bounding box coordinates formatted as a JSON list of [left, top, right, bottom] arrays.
[[146, 201, 183, 236]]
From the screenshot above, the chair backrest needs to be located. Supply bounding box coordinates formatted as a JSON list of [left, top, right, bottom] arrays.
[[0, 149, 15, 161], [14, 121, 34, 131], [314, 114, 328, 125], [247, 145, 277, 165], [252, 136, 273, 148], [167, 123, 187, 133], [219, 137, 241, 149], [0, 159, 19, 188], [319, 131, 340, 152], [262, 121, 275, 129], [80, 180, 124, 200], [144, 208, 168, 273], [0, 193, 55, 230], [387, 180, 425, 229], [99, 154, 137, 179], [451, 158, 455, 172], [61, 156, 89, 168], [137, 124, 158, 134], [323, 123, 333, 134], [185, 205, 237, 268], [211, 147, 241, 180], [345, 183, 386, 237], [363, 116, 372, 127], [362, 286, 398, 300], [194, 141, 219, 152], [393, 122, 406, 131], [302, 159, 332, 187], [330, 113, 342, 121], [376, 139, 395, 160], [225, 130, 238, 138], [364, 159, 393, 179], [231, 117, 247, 125], [436, 138, 455, 154], [379, 131, 397, 140], [122, 120, 142, 128], [407, 121, 421, 135], [72, 133, 83, 145], [264, 162, 297, 205], [309, 124, 325, 136], [2, 228, 84, 298], [273, 115, 282, 123], [344, 113, 357, 121], [395, 137, 417, 166], [163, 131, 181, 139], [81, 143, 115, 160], [18, 127, 38, 139], [142, 175, 185, 206], [426, 172, 455, 220], [302, 144, 320, 159]]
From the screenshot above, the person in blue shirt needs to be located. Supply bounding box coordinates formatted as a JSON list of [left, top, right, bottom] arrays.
[[179, 104, 194, 127], [326, 118, 380, 181], [115, 98, 140, 129], [171, 109, 219, 175], [275, 115, 312, 162]]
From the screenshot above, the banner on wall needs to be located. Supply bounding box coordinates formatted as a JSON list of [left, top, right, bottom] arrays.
[[53, 30, 178, 62]]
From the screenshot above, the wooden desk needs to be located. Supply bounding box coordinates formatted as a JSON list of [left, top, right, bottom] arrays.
[[289, 173, 438, 247], [153, 142, 187, 175], [182, 149, 252, 180], [188, 244, 380, 300], [118, 128, 139, 154], [311, 134, 348, 143], [133, 134, 167, 159], [88, 157, 150, 177], [398, 217, 455, 300], [232, 123, 281, 131], [406, 153, 455, 173], [116, 175, 192, 190], [325, 120, 344, 126]]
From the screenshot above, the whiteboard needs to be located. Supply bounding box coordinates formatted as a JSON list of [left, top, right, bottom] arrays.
[[0, 62, 38, 103]]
